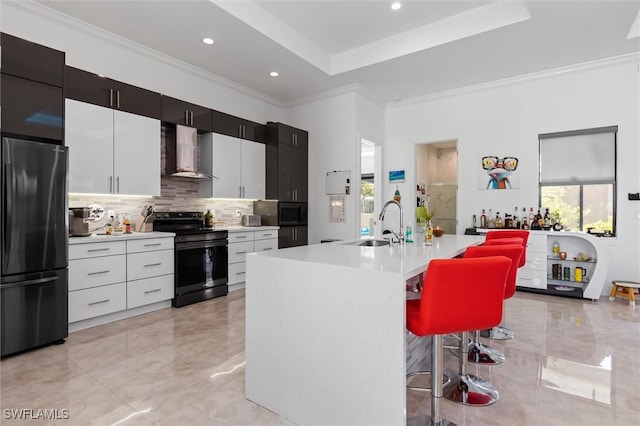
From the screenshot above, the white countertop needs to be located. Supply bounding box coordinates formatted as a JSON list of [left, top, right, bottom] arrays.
[[254, 234, 484, 280], [68, 231, 175, 244], [219, 225, 280, 233]]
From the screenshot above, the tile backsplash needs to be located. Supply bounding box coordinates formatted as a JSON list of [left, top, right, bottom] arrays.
[[70, 177, 254, 232]]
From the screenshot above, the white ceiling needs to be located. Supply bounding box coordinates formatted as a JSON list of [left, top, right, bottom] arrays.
[[33, 0, 640, 105]]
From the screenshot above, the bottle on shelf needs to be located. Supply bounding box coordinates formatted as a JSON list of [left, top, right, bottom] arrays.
[[529, 207, 535, 224], [513, 207, 519, 229], [522, 216, 529, 230], [496, 212, 503, 228], [552, 241, 560, 258], [504, 213, 512, 229], [544, 208, 551, 227], [480, 209, 487, 228]]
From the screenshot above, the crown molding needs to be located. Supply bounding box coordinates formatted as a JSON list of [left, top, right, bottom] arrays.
[[284, 83, 385, 109], [12, 0, 285, 108], [387, 52, 640, 109]]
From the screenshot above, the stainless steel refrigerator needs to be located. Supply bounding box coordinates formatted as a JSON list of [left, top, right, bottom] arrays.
[[1, 137, 68, 357]]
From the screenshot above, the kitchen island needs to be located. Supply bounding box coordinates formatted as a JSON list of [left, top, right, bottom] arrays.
[[245, 234, 484, 426]]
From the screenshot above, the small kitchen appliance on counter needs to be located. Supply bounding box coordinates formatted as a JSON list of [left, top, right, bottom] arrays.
[[253, 200, 278, 226], [69, 207, 91, 237], [241, 214, 262, 227], [153, 211, 228, 307]]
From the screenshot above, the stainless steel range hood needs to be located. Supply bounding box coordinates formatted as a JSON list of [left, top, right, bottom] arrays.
[[165, 125, 215, 179]]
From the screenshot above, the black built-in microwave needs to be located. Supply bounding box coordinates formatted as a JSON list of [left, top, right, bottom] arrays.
[[278, 202, 307, 226]]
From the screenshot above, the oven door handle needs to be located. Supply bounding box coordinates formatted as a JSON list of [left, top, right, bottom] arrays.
[[176, 241, 227, 251]]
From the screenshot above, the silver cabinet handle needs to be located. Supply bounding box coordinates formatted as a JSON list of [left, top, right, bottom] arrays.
[[116, 90, 120, 109], [89, 299, 110, 306], [262, 233, 273, 237], [144, 289, 161, 294], [185, 110, 189, 125], [88, 248, 110, 252], [236, 251, 247, 255], [88, 270, 110, 276], [109, 89, 114, 107], [116, 176, 120, 193], [144, 263, 162, 268], [144, 243, 162, 247], [236, 271, 246, 275], [109, 176, 113, 193], [262, 247, 273, 251], [190, 111, 194, 126], [236, 235, 247, 239], [239, 186, 243, 197]]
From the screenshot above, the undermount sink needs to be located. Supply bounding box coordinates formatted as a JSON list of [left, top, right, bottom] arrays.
[[348, 239, 390, 247]]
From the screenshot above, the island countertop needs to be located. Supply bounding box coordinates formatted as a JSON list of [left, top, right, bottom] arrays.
[[253, 234, 484, 280]]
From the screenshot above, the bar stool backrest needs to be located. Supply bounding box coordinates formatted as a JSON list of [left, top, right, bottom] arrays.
[[464, 244, 523, 299], [414, 257, 512, 335], [485, 230, 529, 267]]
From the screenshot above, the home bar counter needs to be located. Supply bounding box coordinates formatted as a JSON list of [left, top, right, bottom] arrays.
[[245, 234, 485, 426]]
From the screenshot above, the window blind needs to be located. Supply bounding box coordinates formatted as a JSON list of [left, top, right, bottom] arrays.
[[539, 126, 616, 185]]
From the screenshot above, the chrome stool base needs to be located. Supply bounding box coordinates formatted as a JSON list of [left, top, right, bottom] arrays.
[[480, 325, 514, 340], [407, 415, 457, 426], [442, 374, 499, 406], [407, 372, 451, 392], [468, 342, 505, 365]]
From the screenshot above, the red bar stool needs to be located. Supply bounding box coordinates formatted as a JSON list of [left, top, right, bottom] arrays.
[[406, 256, 512, 422], [460, 244, 523, 366], [483, 230, 528, 340]]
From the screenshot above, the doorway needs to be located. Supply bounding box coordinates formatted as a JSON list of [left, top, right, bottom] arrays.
[[360, 139, 379, 237], [415, 141, 458, 235]]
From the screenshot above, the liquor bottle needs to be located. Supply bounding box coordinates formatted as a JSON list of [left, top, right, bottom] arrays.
[[522, 217, 529, 230], [544, 208, 551, 226], [529, 207, 535, 224], [496, 212, 503, 228], [513, 207, 519, 229], [480, 209, 487, 228], [488, 209, 495, 228]]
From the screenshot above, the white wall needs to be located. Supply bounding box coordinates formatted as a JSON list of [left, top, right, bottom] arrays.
[[386, 57, 640, 292], [1, 1, 284, 124]]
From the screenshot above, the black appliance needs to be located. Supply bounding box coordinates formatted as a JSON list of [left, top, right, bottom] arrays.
[[1, 137, 68, 357], [278, 202, 307, 226], [153, 212, 228, 307]]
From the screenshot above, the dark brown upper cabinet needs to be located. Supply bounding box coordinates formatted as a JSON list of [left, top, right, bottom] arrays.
[[266, 122, 308, 202], [1, 74, 63, 141], [211, 110, 265, 143], [1, 33, 64, 87], [64, 66, 162, 119], [161, 96, 212, 132]]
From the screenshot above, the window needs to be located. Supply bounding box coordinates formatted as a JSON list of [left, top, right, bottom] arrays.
[[539, 126, 617, 235]]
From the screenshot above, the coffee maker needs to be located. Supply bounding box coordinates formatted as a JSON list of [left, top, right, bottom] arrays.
[[69, 207, 91, 237]]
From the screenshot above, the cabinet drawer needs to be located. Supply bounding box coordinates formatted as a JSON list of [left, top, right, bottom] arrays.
[[254, 230, 278, 240], [127, 238, 174, 253], [526, 234, 547, 252], [127, 250, 174, 281], [127, 274, 174, 309], [69, 241, 126, 260], [69, 255, 126, 291], [228, 241, 254, 264], [523, 251, 546, 271], [69, 282, 126, 323], [228, 262, 247, 285], [228, 232, 254, 243], [517, 269, 546, 289], [254, 238, 278, 253]]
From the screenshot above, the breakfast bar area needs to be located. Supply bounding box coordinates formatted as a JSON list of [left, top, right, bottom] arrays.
[[244, 235, 484, 425]]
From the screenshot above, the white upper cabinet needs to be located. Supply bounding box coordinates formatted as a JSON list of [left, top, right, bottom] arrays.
[[65, 99, 160, 196], [200, 133, 265, 199]]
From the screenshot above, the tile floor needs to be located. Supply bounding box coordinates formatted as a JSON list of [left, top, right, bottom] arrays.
[[1, 290, 639, 425]]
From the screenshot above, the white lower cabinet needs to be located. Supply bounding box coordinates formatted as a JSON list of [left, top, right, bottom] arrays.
[[518, 234, 547, 290], [227, 229, 278, 290], [68, 236, 174, 327]]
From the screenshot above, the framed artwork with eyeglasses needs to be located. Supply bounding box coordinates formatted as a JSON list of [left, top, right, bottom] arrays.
[[478, 155, 520, 189]]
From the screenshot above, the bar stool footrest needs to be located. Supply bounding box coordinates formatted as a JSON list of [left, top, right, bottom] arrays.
[[442, 374, 499, 406], [407, 414, 457, 426]]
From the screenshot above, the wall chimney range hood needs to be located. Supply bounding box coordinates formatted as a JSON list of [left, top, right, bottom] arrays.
[[165, 124, 215, 179]]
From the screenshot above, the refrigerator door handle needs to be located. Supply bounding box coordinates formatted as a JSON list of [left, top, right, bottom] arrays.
[[0, 275, 58, 289]]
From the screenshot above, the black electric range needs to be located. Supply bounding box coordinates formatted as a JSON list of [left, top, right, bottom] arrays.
[[153, 211, 228, 307]]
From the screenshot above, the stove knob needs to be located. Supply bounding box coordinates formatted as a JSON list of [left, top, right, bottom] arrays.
[[155, 213, 161, 218], [163, 213, 169, 218], [198, 212, 203, 217]]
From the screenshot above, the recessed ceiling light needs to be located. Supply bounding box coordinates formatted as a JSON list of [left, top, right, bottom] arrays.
[[202, 37, 215, 45], [391, 2, 402, 11], [270, 71, 279, 77]]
